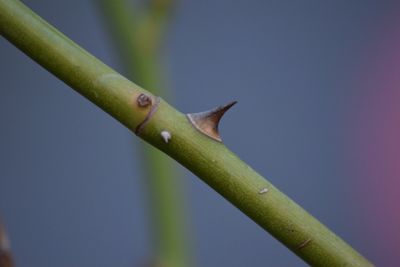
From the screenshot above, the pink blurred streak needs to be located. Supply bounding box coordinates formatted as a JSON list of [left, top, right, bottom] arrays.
[[351, 15, 400, 266]]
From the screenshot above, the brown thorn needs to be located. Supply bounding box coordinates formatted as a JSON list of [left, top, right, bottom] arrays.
[[297, 238, 312, 250], [135, 97, 161, 135], [186, 101, 237, 142]]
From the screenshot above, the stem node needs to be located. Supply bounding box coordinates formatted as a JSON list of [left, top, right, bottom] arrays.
[[137, 93, 153, 107], [135, 96, 161, 135]]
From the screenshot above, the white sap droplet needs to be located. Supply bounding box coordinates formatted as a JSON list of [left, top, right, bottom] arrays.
[[161, 130, 171, 143], [258, 188, 268, 194]]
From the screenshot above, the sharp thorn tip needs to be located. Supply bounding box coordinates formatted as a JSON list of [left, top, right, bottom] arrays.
[[187, 100, 237, 142]]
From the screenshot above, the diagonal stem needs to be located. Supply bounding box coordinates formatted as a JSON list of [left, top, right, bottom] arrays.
[[0, 0, 373, 266]]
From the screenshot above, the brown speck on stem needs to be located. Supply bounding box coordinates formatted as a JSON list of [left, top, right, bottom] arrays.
[[187, 101, 237, 142], [137, 93, 152, 107], [298, 238, 312, 250]]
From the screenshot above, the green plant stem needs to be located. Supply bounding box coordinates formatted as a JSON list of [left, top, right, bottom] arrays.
[[0, 1, 373, 266], [98, 1, 189, 267]]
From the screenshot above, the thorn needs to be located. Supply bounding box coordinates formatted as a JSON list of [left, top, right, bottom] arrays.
[[160, 130, 171, 143], [187, 101, 237, 142], [258, 188, 268, 194]]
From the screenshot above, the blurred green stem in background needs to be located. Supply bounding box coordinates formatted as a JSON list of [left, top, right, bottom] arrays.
[[98, 1, 190, 267]]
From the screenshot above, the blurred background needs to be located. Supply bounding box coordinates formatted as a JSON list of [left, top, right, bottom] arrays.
[[1, 0, 400, 266]]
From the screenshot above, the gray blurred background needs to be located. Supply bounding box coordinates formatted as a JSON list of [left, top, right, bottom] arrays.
[[1, 0, 400, 266]]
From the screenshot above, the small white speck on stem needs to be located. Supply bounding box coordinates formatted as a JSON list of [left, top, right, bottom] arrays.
[[161, 130, 171, 143], [258, 188, 268, 194]]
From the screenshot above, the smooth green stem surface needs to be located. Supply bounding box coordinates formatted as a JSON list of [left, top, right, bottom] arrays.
[[99, 1, 190, 267], [0, 0, 373, 266]]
